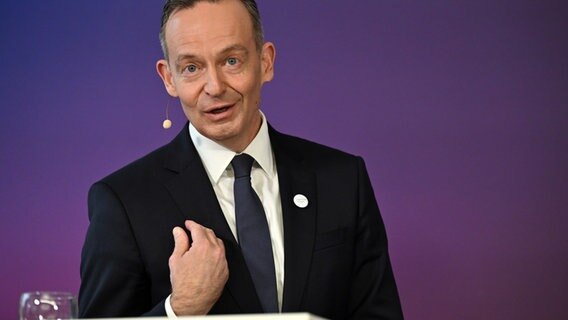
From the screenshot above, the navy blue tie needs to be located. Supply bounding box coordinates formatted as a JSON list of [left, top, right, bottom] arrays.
[[232, 154, 278, 313]]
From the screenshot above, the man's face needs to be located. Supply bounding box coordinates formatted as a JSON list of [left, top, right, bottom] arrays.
[[157, 0, 275, 152]]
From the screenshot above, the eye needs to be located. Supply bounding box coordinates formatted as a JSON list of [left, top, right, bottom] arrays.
[[226, 57, 239, 66], [185, 64, 198, 73]]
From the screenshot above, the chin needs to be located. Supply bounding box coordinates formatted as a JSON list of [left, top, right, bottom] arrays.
[[204, 125, 239, 142]]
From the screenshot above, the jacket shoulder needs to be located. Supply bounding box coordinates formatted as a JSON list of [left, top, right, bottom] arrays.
[[271, 130, 361, 164]]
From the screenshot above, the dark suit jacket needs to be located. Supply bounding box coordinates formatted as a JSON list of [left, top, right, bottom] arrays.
[[79, 123, 403, 319]]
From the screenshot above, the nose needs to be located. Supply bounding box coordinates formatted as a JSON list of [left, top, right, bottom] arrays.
[[204, 67, 226, 97]]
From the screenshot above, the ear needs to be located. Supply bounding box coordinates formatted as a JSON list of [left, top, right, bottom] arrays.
[[156, 59, 179, 97], [260, 42, 276, 83]]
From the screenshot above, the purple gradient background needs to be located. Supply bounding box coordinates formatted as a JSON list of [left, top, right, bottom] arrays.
[[1, 1, 567, 319]]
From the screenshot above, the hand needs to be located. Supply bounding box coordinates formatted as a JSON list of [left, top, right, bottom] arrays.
[[169, 220, 229, 315]]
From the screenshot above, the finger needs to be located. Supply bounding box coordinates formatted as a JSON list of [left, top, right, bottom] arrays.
[[185, 220, 213, 244], [216, 237, 225, 250], [171, 226, 190, 258]]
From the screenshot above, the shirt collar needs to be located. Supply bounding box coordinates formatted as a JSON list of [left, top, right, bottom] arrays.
[[189, 111, 275, 184]]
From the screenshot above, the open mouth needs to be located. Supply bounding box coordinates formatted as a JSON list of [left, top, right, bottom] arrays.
[[204, 103, 236, 120], [209, 106, 231, 114]]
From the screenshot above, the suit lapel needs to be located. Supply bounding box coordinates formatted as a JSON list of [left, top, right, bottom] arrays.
[[162, 123, 263, 313], [270, 128, 318, 312]]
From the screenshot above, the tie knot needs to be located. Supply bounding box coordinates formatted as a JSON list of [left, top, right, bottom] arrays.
[[232, 154, 254, 178]]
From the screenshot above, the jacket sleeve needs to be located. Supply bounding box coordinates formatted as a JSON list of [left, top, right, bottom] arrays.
[[79, 182, 167, 317], [347, 157, 404, 319]]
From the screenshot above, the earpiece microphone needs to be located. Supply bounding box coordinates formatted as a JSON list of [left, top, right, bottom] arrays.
[[163, 98, 172, 129]]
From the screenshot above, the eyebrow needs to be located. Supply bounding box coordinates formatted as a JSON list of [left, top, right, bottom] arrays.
[[219, 44, 249, 56], [175, 44, 250, 66], [175, 54, 198, 67]]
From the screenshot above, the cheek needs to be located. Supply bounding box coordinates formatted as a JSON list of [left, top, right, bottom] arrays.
[[176, 90, 201, 119], [175, 84, 201, 109], [232, 74, 262, 101], [179, 102, 194, 122]]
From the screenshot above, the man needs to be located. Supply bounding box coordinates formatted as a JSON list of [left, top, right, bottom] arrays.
[[79, 0, 403, 319]]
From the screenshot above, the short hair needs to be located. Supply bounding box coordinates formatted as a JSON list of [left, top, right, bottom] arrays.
[[159, 0, 264, 59]]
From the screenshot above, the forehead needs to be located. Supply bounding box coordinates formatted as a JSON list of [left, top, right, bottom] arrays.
[[165, 0, 254, 56]]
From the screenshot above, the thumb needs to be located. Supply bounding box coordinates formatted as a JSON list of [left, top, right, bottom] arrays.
[[171, 226, 190, 258]]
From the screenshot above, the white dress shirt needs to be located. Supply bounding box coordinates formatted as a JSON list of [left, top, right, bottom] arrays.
[[166, 111, 284, 317]]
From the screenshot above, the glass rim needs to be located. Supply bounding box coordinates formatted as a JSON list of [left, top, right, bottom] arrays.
[[20, 291, 76, 299]]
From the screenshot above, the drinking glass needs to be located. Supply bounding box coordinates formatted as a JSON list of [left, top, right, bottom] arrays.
[[19, 291, 78, 320]]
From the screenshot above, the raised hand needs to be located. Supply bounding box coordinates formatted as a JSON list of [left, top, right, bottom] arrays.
[[169, 220, 229, 315]]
